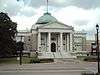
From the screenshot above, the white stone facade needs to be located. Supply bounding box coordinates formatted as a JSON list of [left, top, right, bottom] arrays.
[[73, 31, 86, 52], [16, 13, 86, 59], [30, 21, 75, 58]]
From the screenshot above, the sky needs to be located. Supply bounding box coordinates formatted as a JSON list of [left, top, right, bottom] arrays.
[[0, 0, 100, 40]]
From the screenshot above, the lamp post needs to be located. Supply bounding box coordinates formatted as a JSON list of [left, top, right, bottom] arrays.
[[20, 36, 22, 65], [18, 36, 24, 65], [96, 24, 100, 75]]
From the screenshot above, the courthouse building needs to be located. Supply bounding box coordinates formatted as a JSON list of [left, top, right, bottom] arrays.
[[16, 12, 86, 59]]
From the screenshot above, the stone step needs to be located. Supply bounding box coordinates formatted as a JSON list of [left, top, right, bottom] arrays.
[[38, 52, 76, 59], [54, 58, 77, 63]]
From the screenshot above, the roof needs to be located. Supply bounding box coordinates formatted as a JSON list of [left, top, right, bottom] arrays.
[[38, 21, 73, 30], [36, 12, 57, 24], [31, 12, 73, 30]]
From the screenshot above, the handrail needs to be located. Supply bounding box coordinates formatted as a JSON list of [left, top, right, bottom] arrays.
[[52, 52, 55, 58], [59, 50, 63, 58]]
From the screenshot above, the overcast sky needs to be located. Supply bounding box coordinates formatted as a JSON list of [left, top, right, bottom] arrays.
[[0, 0, 100, 40]]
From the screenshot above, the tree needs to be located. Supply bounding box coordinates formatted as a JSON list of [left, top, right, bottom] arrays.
[[0, 12, 17, 57]]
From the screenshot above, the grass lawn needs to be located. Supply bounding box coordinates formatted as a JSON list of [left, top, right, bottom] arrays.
[[77, 56, 88, 61], [77, 55, 99, 62], [0, 57, 32, 64]]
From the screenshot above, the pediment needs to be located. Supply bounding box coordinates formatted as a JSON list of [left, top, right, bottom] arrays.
[[38, 22, 73, 30]]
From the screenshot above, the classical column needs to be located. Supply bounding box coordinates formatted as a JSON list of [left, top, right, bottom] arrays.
[[60, 32, 63, 51], [65, 33, 67, 51], [38, 32, 41, 52], [70, 33, 73, 52], [67, 33, 70, 51], [48, 32, 51, 52]]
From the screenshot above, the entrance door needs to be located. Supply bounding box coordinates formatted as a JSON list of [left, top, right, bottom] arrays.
[[51, 42, 56, 52]]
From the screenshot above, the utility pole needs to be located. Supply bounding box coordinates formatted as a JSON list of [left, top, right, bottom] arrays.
[[19, 36, 23, 65], [96, 24, 100, 75]]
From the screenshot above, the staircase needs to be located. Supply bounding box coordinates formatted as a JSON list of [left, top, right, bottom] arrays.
[[38, 51, 76, 59]]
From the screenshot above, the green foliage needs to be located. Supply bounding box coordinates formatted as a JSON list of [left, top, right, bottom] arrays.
[[30, 58, 40, 63], [77, 56, 98, 62], [40, 59, 54, 63], [0, 57, 32, 64], [0, 12, 17, 57], [29, 53, 40, 63], [83, 56, 98, 62]]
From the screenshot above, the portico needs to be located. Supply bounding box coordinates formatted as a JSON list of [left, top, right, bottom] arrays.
[[38, 32, 72, 52], [31, 12, 75, 58], [37, 27, 74, 58]]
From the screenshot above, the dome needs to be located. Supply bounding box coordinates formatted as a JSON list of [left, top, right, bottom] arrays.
[[36, 12, 57, 24]]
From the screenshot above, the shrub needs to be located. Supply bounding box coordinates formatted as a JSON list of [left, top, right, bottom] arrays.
[[30, 58, 40, 63], [83, 56, 98, 62], [40, 59, 54, 63]]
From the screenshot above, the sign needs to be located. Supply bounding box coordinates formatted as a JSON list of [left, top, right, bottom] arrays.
[[17, 57, 20, 61]]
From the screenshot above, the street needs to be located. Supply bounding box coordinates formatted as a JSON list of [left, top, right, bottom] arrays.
[[0, 71, 82, 75], [0, 60, 97, 75]]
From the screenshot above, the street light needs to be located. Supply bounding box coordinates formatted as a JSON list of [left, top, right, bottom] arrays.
[[96, 24, 100, 75], [17, 36, 24, 65]]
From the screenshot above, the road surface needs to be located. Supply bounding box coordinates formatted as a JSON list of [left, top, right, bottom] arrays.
[[0, 60, 97, 75]]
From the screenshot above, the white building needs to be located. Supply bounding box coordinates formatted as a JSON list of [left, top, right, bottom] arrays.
[[74, 31, 86, 52], [32, 12, 75, 58], [72, 31, 87, 56], [16, 12, 86, 59]]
